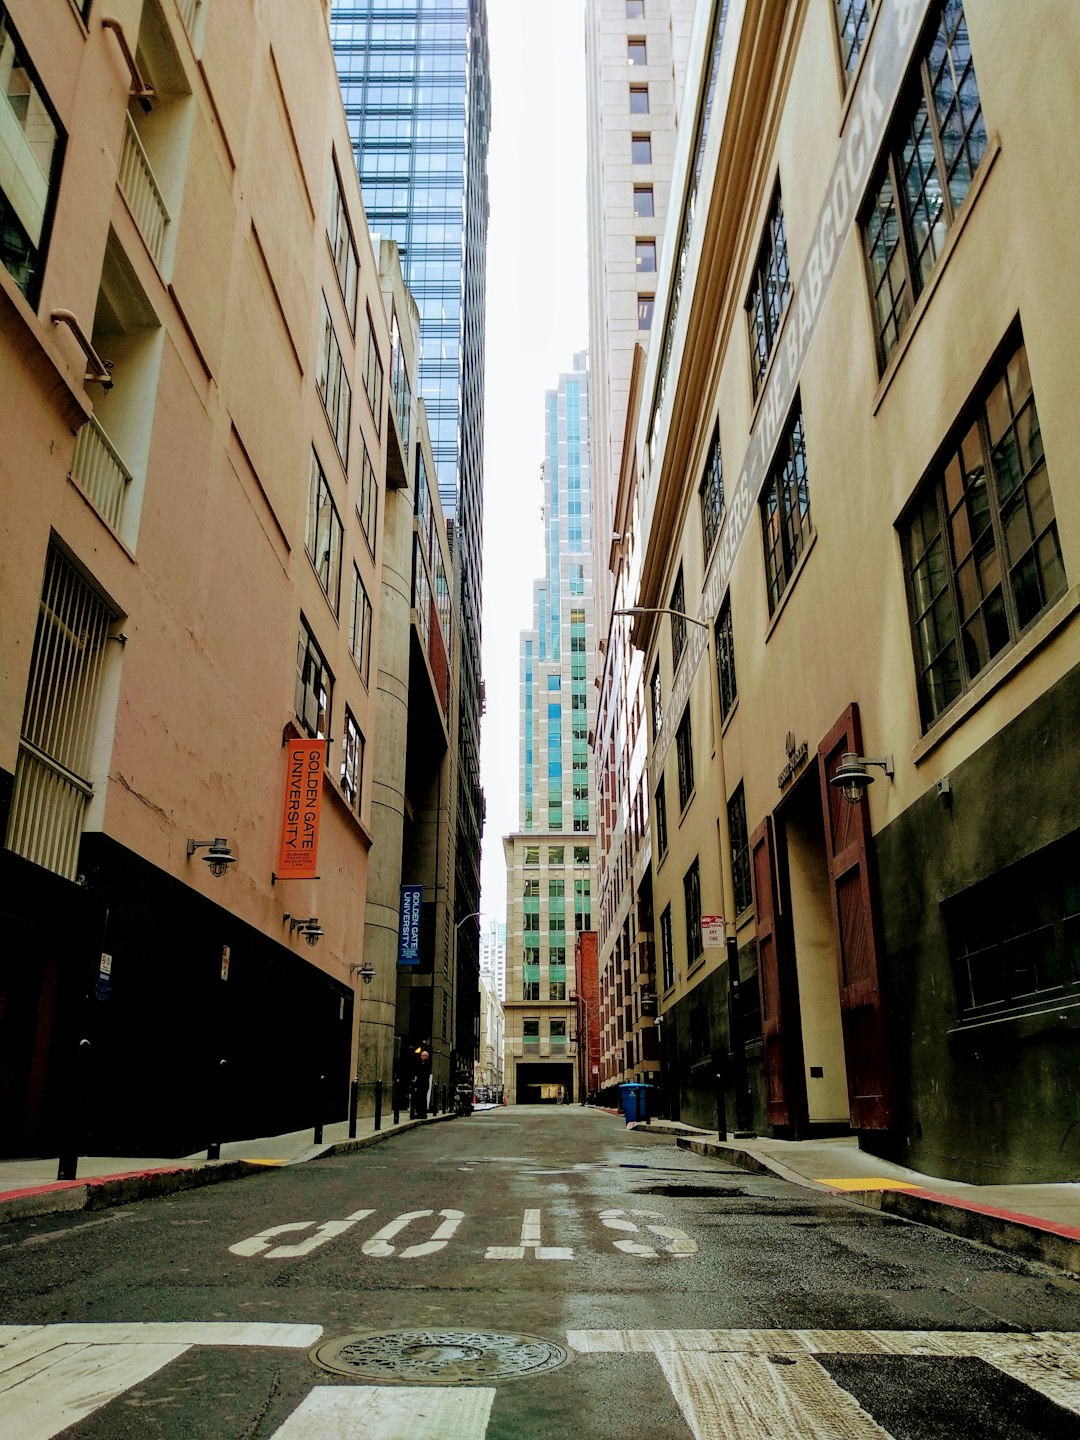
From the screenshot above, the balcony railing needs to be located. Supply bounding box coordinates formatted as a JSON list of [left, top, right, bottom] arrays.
[[70, 416, 132, 532], [118, 113, 170, 264], [6, 739, 92, 881]]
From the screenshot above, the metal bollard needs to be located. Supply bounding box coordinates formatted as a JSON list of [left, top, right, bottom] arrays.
[[348, 1077, 359, 1139], [715, 1069, 728, 1145], [374, 1078, 383, 1131], [314, 1073, 326, 1145], [57, 1038, 92, 1181], [392, 1080, 400, 1126], [207, 1057, 228, 1160]]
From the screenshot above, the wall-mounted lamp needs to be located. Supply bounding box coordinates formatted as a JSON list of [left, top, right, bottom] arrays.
[[351, 960, 375, 985], [284, 913, 323, 947], [187, 837, 236, 877], [830, 752, 895, 805]]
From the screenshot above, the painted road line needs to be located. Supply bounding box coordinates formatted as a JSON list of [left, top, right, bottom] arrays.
[[230, 1210, 374, 1259], [273, 1385, 496, 1438], [819, 1179, 921, 1191], [658, 1350, 892, 1439], [485, 1208, 573, 1261], [0, 1323, 322, 1440], [599, 1208, 698, 1257], [362, 1209, 466, 1258], [566, 1330, 1080, 1420]]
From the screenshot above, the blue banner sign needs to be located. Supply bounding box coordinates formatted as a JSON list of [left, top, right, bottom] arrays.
[[398, 884, 423, 966]]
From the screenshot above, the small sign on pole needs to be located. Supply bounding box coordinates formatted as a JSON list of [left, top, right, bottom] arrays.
[[701, 915, 726, 949], [221, 945, 230, 982]]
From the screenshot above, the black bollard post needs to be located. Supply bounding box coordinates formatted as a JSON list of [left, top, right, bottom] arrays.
[[715, 1067, 728, 1144], [207, 1057, 227, 1161], [57, 1039, 92, 1181], [374, 1078, 383, 1131], [314, 1073, 326, 1145], [392, 1073, 400, 1126], [348, 1077, 359, 1139]]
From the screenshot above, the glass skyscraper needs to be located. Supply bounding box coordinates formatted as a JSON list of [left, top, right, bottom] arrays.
[[330, 0, 490, 1076]]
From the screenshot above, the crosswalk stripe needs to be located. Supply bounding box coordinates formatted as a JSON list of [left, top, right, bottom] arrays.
[[0, 1342, 190, 1440], [270, 1385, 496, 1439], [658, 1351, 893, 1440]]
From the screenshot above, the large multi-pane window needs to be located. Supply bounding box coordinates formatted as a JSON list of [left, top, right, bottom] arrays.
[[746, 185, 791, 395], [670, 566, 687, 669], [575, 878, 591, 932], [341, 708, 364, 811], [305, 452, 343, 612], [357, 436, 377, 550], [833, 0, 872, 80], [316, 300, 352, 464], [550, 1019, 567, 1049], [550, 878, 566, 935], [0, 10, 64, 305], [715, 596, 737, 721], [761, 403, 812, 613], [684, 858, 703, 967], [349, 566, 372, 684], [728, 783, 752, 915], [362, 305, 384, 430], [862, 1, 987, 367], [660, 904, 674, 991], [523, 1019, 540, 1047], [700, 424, 725, 559], [327, 159, 358, 328], [650, 661, 662, 739], [900, 337, 1065, 728], [295, 617, 332, 739], [676, 706, 694, 811], [945, 828, 1080, 1021]]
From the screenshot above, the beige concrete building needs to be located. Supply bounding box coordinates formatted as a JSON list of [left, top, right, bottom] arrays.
[[585, 0, 696, 1100], [0, 0, 397, 1153], [632, 0, 1080, 1182]]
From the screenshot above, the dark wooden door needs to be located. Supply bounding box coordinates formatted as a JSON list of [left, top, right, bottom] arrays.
[[751, 815, 802, 1130], [817, 703, 894, 1132]]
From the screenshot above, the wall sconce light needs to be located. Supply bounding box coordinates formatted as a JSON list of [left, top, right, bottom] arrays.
[[351, 960, 375, 985], [284, 913, 323, 947], [830, 752, 894, 805], [187, 837, 236, 877]]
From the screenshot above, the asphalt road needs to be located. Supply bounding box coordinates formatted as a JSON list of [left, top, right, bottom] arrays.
[[3, 1105, 1080, 1438]]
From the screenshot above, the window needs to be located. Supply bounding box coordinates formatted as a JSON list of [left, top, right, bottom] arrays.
[[654, 775, 668, 858], [574, 845, 590, 866], [629, 85, 649, 114], [700, 423, 725, 558], [728, 784, 752, 916], [946, 828, 1080, 1022], [295, 617, 332, 739], [636, 239, 656, 273], [4, 545, 113, 879], [575, 878, 591, 932], [637, 294, 654, 329], [627, 38, 647, 66], [548, 846, 564, 865], [633, 186, 654, 218], [550, 1019, 567, 1048], [834, 0, 872, 79], [761, 402, 812, 614], [626, 1, 645, 16], [631, 134, 652, 164], [676, 707, 694, 811], [305, 452, 343, 612], [0, 11, 64, 305], [523, 977, 540, 1001], [357, 435, 377, 550], [523, 1019, 540, 1047], [746, 184, 791, 395], [348, 566, 373, 684], [525, 846, 540, 866], [684, 858, 703, 967], [327, 159, 359, 327], [715, 597, 737, 721], [316, 300, 352, 464], [900, 337, 1065, 728], [862, 2, 986, 367], [670, 567, 687, 668], [549, 979, 566, 1002], [363, 305, 385, 429], [341, 709, 364, 811], [650, 661, 662, 738], [660, 904, 674, 991]]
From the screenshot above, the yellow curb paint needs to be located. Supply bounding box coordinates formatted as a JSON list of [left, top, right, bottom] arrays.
[[242, 1160, 287, 1167], [819, 1178, 921, 1191]]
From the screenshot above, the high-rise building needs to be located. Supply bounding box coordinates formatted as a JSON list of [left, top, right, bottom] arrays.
[[585, 0, 696, 1097], [503, 356, 597, 1104], [479, 918, 506, 1001], [330, 0, 491, 1081]]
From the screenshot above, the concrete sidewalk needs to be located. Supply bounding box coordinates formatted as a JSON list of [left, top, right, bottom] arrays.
[[636, 1119, 1080, 1277], [0, 1111, 454, 1226]]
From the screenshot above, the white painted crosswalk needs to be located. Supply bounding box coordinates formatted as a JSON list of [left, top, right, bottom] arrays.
[[4, 1324, 1080, 1438]]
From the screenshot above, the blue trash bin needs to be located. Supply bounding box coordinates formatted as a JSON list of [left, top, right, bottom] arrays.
[[619, 1082, 646, 1124]]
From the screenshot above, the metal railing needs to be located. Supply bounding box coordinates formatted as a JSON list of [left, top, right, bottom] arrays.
[[118, 113, 170, 264], [7, 739, 92, 881], [70, 416, 132, 532]]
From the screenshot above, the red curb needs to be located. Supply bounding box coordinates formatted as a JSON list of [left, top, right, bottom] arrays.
[[0, 1166, 190, 1204], [907, 1187, 1080, 1243]]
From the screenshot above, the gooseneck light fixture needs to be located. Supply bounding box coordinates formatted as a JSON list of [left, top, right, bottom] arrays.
[[187, 837, 237, 877], [284, 913, 324, 947], [351, 960, 375, 985], [830, 752, 895, 805]]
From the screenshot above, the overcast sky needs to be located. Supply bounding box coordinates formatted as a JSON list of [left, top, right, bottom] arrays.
[[478, 0, 589, 927]]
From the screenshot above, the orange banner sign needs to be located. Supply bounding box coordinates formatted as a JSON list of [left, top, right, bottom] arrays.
[[277, 739, 326, 876]]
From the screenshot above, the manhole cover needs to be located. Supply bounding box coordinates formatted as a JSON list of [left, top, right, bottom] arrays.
[[311, 1329, 569, 1385]]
